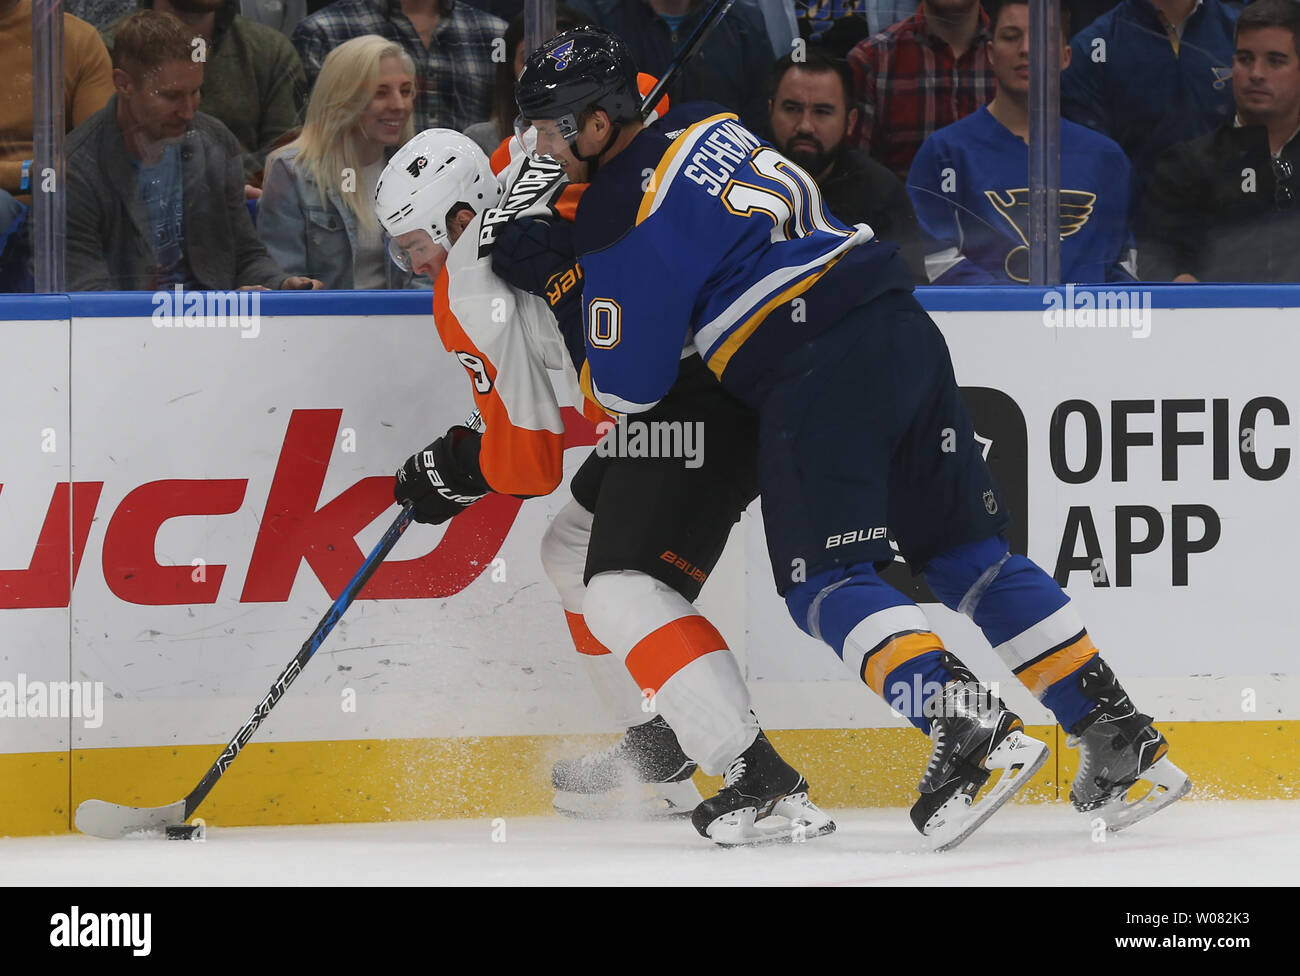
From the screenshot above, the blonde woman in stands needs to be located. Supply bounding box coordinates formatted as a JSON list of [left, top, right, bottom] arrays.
[[258, 34, 420, 289]]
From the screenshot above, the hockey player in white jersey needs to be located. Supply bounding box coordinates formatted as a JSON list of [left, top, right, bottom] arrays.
[[375, 129, 834, 842]]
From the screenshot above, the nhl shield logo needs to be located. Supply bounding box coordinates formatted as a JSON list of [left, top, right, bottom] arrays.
[[983, 490, 998, 515], [405, 155, 428, 178]]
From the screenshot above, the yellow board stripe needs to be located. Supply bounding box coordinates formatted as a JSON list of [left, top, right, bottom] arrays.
[[1015, 634, 1098, 698], [861, 631, 945, 698], [635, 112, 738, 227], [2, 721, 1295, 836]]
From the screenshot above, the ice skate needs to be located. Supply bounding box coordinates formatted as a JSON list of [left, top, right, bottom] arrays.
[[1068, 660, 1191, 832], [691, 731, 835, 846], [910, 676, 1049, 851], [552, 715, 703, 819]]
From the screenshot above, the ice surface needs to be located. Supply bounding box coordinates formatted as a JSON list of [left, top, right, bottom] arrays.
[[4, 800, 1297, 886]]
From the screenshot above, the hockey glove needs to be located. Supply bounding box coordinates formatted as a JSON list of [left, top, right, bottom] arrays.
[[394, 426, 491, 525], [492, 216, 587, 370], [491, 217, 581, 312]]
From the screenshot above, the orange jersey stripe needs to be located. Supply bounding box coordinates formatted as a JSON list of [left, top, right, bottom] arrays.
[[861, 631, 946, 698], [565, 610, 612, 656], [433, 271, 565, 497], [1015, 635, 1099, 699], [490, 135, 513, 176], [553, 183, 586, 221], [624, 614, 727, 695]]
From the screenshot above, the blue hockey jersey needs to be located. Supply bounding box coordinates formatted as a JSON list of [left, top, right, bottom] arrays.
[[907, 106, 1137, 284], [1062, 0, 1237, 188], [574, 102, 912, 413]]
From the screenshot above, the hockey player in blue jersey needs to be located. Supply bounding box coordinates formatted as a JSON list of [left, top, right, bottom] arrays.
[[516, 26, 1190, 848], [907, 0, 1137, 284]]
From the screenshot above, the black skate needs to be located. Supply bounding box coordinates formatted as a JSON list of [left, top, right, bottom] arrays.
[[691, 731, 835, 846], [1068, 659, 1190, 831], [552, 716, 702, 819], [910, 666, 1049, 852]]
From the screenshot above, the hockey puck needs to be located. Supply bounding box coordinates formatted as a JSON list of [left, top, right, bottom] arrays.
[[165, 824, 202, 840]]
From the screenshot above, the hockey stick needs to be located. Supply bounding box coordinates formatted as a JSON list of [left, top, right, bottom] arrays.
[[638, 0, 737, 121], [75, 412, 483, 839]]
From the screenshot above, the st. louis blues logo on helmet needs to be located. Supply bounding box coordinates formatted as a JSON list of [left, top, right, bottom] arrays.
[[548, 39, 576, 70]]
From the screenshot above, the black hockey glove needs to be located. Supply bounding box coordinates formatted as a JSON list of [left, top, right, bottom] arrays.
[[394, 426, 491, 525], [491, 216, 582, 312], [492, 216, 587, 370]]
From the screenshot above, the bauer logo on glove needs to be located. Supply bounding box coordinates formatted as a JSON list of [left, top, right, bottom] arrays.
[[394, 426, 492, 524]]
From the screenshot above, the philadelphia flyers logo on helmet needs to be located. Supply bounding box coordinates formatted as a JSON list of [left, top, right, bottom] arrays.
[[405, 155, 428, 178]]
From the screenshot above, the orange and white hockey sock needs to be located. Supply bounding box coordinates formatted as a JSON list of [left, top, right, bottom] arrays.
[[583, 570, 758, 774], [541, 500, 651, 729], [564, 610, 652, 729]]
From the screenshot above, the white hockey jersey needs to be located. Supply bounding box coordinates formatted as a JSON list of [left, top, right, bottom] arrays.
[[434, 153, 593, 497]]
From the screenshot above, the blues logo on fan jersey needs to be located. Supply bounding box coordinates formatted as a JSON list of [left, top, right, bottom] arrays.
[[907, 106, 1136, 284]]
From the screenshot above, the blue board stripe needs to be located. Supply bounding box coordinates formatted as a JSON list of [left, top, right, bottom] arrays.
[[4, 285, 1300, 319]]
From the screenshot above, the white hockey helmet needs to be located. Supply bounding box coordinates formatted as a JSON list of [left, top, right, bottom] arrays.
[[374, 128, 503, 271]]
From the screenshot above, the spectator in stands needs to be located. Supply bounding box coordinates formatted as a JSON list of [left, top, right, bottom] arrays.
[[1063, 0, 1117, 39], [847, 0, 994, 182], [293, 0, 506, 133], [239, 0, 309, 37], [907, 0, 1134, 283], [1, 0, 114, 291], [1062, 0, 1238, 193], [463, 6, 582, 156], [1140, 0, 1300, 282], [102, 0, 306, 185], [258, 35, 420, 287], [756, 0, 798, 56], [0, 188, 33, 291], [768, 50, 925, 280], [799, 2, 918, 58], [566, 0, 775, 129], [1, 0, 115, 203], [66, 11, 321, 290], [66, 0, 136, 29]]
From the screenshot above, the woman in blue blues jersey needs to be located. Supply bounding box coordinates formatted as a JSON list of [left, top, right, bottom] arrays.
[[516, 25, 1190, 849]]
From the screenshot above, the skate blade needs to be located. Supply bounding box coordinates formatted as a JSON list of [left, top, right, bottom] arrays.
[[705, 793, 837, 847], [553, 779, 703, 821], [924, 731, 1049, 852], [1092, 757, 1192, 833]]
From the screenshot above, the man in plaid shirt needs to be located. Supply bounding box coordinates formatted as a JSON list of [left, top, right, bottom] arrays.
[[847, 0, 995, 181], [293, 0, 506, 132]]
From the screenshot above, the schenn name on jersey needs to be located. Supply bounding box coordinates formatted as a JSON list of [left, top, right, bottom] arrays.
[[574, 102, 914, 412]]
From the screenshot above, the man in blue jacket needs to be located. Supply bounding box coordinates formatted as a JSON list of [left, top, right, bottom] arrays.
[[1063, 0, 1237, 192]]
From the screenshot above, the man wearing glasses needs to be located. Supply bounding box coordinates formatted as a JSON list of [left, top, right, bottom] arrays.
[[1140, 0, 1300, 282]]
